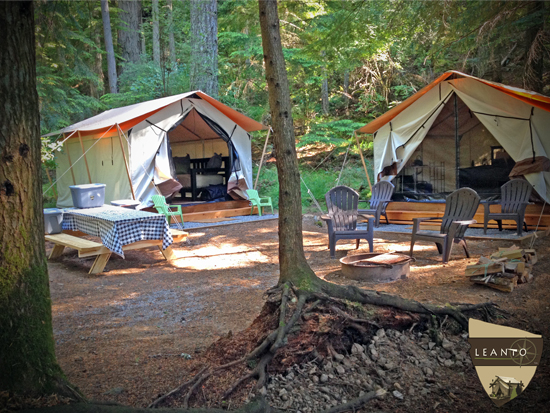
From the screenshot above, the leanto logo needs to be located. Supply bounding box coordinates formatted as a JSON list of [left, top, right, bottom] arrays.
[[468, 319, 543, 407]]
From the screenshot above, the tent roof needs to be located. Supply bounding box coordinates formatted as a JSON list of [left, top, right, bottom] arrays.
[[357, 70, 550, 134], [45, 91, 267, 137]]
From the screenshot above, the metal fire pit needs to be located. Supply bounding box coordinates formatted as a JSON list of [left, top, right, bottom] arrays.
[[340, 253, 413, 283]]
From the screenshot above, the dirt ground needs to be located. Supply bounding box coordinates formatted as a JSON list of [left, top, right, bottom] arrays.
[[46, 217, 550, 411]]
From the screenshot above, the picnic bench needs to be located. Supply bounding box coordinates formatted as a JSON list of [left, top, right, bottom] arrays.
[[46, 229, 187, 274], [45, 205, 188, 274]]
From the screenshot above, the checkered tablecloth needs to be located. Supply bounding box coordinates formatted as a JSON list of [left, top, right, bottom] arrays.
[[62, 205, 173, 258]]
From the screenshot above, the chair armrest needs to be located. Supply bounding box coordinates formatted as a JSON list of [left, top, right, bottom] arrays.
[[411, 217, 441, 235], [259, 197, 271, 202], [320, 215, 332, 222], [168, 205, 182, 212]]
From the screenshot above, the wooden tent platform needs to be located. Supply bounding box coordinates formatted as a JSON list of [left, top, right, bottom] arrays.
[[144, 200, 258, 223], [384, 201, 550, 230]]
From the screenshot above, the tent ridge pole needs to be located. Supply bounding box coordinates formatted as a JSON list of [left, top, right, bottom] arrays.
[[254, 127, 272, 190], [78, 130, 93, 184], [355, 131, 372, 192], [116, 124, 136, 200]]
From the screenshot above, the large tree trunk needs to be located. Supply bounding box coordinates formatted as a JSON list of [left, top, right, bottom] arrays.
[[259, 0, 317, 288], [167, 0, 177, 66], [101, 0, 118, 93], [190, 0, 219, 98], [118, 0, 142, 66], [152, 0, 161, 65], [0, 1, 64, 394]]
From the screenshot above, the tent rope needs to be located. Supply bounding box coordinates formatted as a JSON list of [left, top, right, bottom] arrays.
[[529, 197, 546, 249], [336, 136, 353, 186], [300, 174, 324, 214], [42, 125, 116, 196]]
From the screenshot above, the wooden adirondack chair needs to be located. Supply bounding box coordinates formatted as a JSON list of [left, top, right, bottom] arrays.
[[322, 186, 374, 259], [358, 181, 395, 227], [151, 195, 184, 225], [410, 187, 480, 263], [483, 179, 533, 236]]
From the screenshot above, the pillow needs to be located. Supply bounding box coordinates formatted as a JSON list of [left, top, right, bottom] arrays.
[[206, 153, 223, 169], [174, 154, 191, 174]]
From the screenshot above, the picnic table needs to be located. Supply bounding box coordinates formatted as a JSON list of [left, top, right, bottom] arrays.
[[45, 205, 187, 274]]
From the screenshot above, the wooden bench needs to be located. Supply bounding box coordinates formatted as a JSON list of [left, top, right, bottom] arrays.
[[45, 229, 188, 274]]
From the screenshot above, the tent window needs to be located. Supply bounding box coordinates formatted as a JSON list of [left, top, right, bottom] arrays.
[[393, 94, 515, 201]]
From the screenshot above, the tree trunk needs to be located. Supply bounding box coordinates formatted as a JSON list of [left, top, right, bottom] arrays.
[[90, 4, 105, 99], [321, 52, 329, 116], [259, 0, 317, 288], [141, 14, 147, 56], [524, 1, 544, 93], [167, 0, 177, 66], [0, 1, 64, 394], [118, 0, 142, 66], [152, 0, 161, 66], [190, 0, 219, 98], [101, 0, 118, 94]]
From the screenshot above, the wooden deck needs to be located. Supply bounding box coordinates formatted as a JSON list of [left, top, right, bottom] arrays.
[[384, 201, 550, 229], [144, 199, 259, 223]]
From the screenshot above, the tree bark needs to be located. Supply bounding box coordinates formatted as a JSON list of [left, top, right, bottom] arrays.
[[118, 0, 142, 66], [141, 13, 147, 56], [0, 1, 64, 394], [259, 0, 317, 288], [190, 0, 219, 98], [152, 0, 161, 66], [101, 0, 118, 93], [167, 0, 177, 66]]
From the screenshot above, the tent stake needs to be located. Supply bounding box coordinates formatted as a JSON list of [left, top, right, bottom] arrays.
[[64, 134, 77, 185], [116, 124, 136, 200], [78, 131, 92, 184], [254, 127, 272, 190], [355, 131, 372, 191]]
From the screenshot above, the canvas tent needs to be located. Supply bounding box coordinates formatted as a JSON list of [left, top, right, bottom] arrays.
[[357, 71, 550, 202], [47, 91, 267, 208]]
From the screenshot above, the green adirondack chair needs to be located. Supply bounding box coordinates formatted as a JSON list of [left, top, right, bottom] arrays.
[[246, 189, 273, 217], [151, 195, 184, 225]]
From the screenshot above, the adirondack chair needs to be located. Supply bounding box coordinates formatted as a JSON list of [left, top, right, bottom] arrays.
[[322, 186, 374, 259], [358, 181, 395, 227], [151, 195, 184, 225], [410, 187, 480, 263], [483, 179, 533, 236], [246, 189, 273, 216]]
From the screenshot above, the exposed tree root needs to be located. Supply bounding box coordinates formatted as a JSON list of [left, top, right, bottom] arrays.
[[149, 280, 499, 411]]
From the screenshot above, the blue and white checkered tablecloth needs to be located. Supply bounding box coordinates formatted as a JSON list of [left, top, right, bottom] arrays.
[[62, 205, 173, 258]]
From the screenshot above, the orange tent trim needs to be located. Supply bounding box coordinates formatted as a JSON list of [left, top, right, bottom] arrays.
[[357, 70, 550, 134]]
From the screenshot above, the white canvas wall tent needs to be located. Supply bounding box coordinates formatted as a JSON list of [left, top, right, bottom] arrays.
[[357, 71, 550, 202], [45, 91, 268, 208]]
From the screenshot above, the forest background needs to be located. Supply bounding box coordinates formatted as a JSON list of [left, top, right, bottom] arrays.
[[38, 0, 549, 210]]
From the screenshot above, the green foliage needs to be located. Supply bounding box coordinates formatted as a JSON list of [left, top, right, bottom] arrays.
[[298, 119, 366, 148], [254, 158, 374, 214]]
